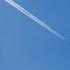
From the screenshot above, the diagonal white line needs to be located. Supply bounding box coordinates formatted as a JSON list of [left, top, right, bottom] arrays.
[[5, 0, 65, 40]]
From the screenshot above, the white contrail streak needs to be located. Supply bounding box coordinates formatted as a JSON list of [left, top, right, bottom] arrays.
[[5, 0, 65, 40]]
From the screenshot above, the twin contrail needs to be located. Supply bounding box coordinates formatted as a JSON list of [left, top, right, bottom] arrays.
[[5, 0, 65, 40]]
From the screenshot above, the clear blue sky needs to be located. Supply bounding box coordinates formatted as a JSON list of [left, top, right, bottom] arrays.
[[0, 0, 70, 70]]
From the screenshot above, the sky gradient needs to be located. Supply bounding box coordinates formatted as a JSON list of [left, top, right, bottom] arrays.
[[0, 0, 70, 70]]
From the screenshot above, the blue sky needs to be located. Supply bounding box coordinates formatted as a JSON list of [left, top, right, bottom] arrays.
[[0, 0, 70, 70]]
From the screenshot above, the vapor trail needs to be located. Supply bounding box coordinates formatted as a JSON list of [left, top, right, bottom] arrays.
[[5, 0, 65, 40]]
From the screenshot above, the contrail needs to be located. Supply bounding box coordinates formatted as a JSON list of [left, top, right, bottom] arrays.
[[5, 0, 65, 40]]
